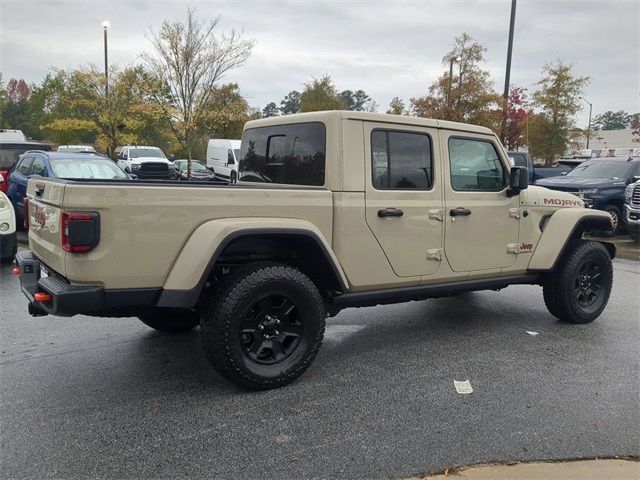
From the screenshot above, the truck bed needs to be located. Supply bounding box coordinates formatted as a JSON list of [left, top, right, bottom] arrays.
[[27, 178, 333, 290]]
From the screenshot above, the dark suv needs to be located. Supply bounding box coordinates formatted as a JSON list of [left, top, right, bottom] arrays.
[[535, 156, 640, 232]]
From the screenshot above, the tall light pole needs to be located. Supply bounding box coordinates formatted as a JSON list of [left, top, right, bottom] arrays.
[[501, 0, 517, 145], [102, 21, 110, 95], [580, 96, 593, 149], [448, 56, 460, 114]]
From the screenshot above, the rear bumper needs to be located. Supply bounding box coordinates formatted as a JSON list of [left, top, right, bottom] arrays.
[[15, 251, 159, 317], [0, 232, 17, 260]]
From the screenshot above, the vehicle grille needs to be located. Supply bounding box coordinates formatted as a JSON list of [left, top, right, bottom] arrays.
[[140, 162, 168, 173], [632, 184, 640, 207]]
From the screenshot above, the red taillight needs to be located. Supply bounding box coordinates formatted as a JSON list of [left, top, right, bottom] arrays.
[[61, 211, 100, 253], [23, 197, 29, 229], [11, 267, 20, 275], [0, 170, 8, 193]]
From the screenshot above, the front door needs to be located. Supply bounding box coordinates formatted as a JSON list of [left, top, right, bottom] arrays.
[[442, 133, 520, 272], [364, 122, 443, 277]]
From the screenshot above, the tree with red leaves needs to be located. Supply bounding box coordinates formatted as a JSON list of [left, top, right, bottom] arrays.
[[502, 86, 532, 150], [5, 78, 31, 104]]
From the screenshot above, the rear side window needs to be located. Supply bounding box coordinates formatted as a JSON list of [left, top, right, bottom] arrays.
[[371, 130, 432, 189], [449, 138, 505, 191], [239, 122, 325, 186]]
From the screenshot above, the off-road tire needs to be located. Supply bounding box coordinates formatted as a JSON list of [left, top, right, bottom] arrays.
[[602, 204, 622, 234], [139, 308, 200, 333], [199, 264, 325, 390], [542, 240, 612, 324]]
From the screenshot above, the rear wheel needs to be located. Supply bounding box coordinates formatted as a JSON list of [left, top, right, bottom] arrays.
[[138, 308, 200, 333], [542, 240, 612, 324], [199, 264, 325, 390]]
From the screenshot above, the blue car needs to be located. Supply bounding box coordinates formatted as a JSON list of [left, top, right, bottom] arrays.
[[535, 156, 640, 233], [7, 150, 132, 225]]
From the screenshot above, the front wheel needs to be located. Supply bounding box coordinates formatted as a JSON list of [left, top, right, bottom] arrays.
[[602, 204, 622, 234], [199, 264, 326, 390], [542, 240, 613, 324]]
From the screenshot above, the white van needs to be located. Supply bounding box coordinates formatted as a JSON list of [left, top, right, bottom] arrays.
[[206, 139, 241, 183]]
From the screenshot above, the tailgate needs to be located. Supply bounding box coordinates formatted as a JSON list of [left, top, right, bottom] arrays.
[[26, 179, 66, 276]]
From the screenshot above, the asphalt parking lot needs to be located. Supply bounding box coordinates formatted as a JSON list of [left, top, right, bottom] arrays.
[[0, 258, 638, 479]]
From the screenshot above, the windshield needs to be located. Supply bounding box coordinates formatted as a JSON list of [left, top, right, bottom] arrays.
[[175, 160, 207, 172], [130, 147, 166, 159], [566, 160, 632, 179], [50, 159, 129, 179]]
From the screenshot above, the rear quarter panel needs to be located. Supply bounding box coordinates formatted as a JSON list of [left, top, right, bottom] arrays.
[[60, 183, 334, 289]]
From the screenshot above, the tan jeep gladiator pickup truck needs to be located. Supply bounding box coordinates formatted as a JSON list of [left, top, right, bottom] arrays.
[[15, 111, 615, 390]]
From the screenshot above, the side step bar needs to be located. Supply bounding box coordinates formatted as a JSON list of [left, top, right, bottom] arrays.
[[333, 274, 541, 309]]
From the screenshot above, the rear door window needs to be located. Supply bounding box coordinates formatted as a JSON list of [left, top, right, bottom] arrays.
[[239, 122, 325, 186], [17, 157, 34, 176]]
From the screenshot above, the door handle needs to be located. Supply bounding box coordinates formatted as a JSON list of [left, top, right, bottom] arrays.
[[378, 208, 404, 218], [449, 207, 472, 217]]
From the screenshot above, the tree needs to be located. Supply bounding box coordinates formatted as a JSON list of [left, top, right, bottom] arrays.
[[143, 9, 254, 178], [280, 90, 301, 114], [202, 83, 253, 141], [262, 102, 279, 117], [410, 33, 501, 130], [501, 86, 531, 150], [631, 113, 640, 142], [299, 76, 343, 112], [592, 110, 630, 130], [386, 97, 406, 115], [1, 78, 31, 132], [38, 66, 165, 155], [340, 89, 371, 111], [529, 61, 590, 165]]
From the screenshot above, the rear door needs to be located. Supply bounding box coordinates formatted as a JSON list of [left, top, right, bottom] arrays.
[[364, 122, 443, 277], [442, 132, 519, 272]]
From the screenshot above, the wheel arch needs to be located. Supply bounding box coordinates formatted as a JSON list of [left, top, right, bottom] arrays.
[[156, 219, 349, 308], [528, 209, 615, 271]]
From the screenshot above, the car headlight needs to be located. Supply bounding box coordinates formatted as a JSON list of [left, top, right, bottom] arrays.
[[0, 199, 7, 210], [131, 164, 141, 171], [578, 188, 599, 196], [0, 222, 9, 232], [625, 184, 634, 201]]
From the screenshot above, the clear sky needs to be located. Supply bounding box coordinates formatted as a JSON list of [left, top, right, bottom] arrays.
[[1, 0, 638, 127]]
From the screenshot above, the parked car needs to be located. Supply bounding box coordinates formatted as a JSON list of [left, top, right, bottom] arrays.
[[0, 176, 17, 264], [116, 146, 177, 180], [535, 156, 640, 232], [624, 180, 640, 242], [507, 151, 576, 183], [0, 141, 52, 193], [0, 129, 28, 142], [57, 145, 97, 153], [7, 151, 131, 225], [14, 111, 615, 390], [207, 138, 240, 183], [174, 159, 216, 181]]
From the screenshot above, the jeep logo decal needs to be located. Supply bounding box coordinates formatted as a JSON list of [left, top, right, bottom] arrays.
[[543, 198, 582, 207]]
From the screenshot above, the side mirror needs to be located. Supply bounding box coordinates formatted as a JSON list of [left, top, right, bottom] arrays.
[[507, 166, 528, 197], [168, 154, 175, 161], [633, 175, 640, 182]]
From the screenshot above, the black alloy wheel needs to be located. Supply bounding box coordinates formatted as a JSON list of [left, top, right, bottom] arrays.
[[240, 294, 303, 364], [573, 260, 603, 308]]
